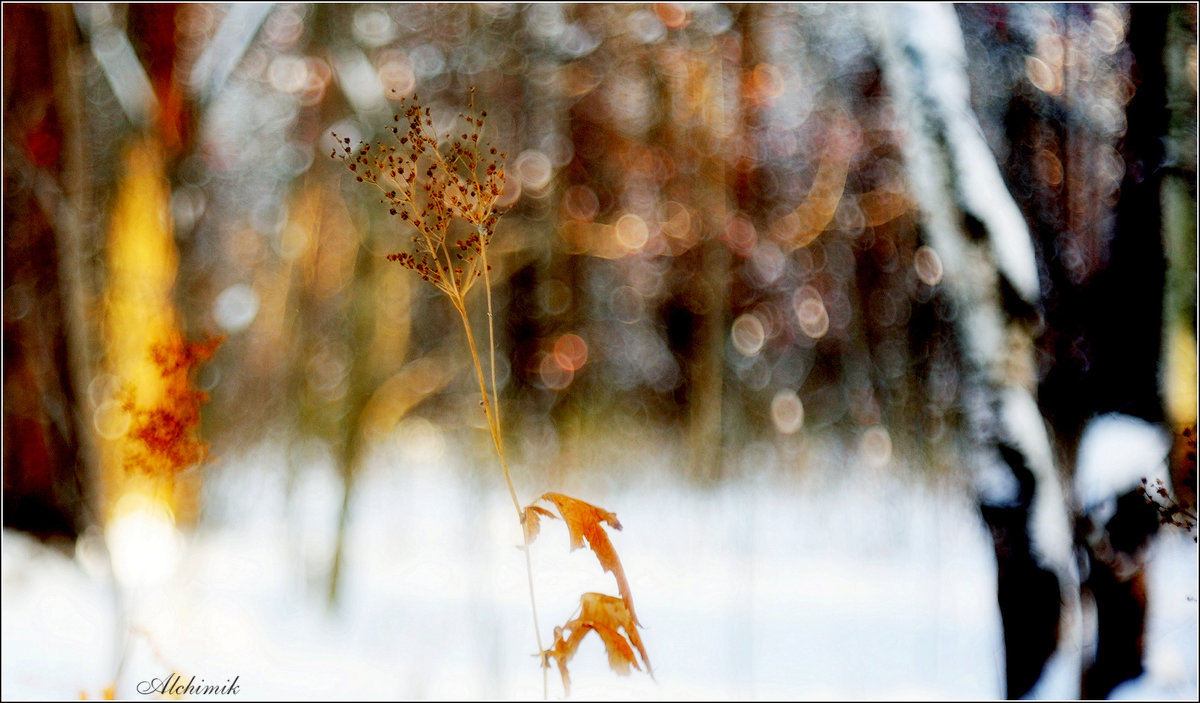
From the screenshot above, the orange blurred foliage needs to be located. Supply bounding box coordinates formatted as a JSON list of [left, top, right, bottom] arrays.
[[121, 334, 224, 478]]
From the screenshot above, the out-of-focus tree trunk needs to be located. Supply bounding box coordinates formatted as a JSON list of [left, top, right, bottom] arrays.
[[47, 3, 102, 526], [326, 235, 380, 605], [684, 42, 734, 483], [1078, 6, 1181, 698], [2, 4, 99, 542], [1160, 4, 1198, 511], [962, 4, 1191, 697], [871, 5, 1080, 697]]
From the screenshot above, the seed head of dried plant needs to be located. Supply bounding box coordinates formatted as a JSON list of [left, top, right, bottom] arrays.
[[333, 92, 513, 508]]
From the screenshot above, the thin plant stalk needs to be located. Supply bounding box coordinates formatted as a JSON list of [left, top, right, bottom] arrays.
[[449, 271, 548, 699], [333, 96, 549, 697], [482, 241, 549, 697], [453, 298, 519, 514], [481, 238, 504, 467]]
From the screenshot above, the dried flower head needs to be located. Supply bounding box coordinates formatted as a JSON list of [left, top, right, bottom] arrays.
[[332, 91, 507, 299]]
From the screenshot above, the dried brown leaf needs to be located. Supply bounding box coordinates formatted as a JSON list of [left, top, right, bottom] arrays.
[[536, 494, 654, 690], [545, 625, 578, 696], [543, 594, 645, 695], [587, 621, 640, 675], [522, 504, 557, 545], [578, 591, 651, 676], [538, 492, 640, 626]]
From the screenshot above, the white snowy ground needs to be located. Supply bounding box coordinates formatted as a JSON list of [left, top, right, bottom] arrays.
[[2, 430, 1197, 701]]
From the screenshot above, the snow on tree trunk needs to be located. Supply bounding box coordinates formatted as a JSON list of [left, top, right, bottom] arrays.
[[867, 4, 1080, 698]]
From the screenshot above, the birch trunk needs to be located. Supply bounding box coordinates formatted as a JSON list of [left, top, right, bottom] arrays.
[[869, 5, 1080, 697]]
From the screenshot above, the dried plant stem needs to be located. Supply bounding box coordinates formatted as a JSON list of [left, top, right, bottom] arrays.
[[481, 242, 503, 464], [335, 93, 548, 696], [453, 299, 520, 514], [483, 241, 551, 696], [450, 286, 549, 698], [525, 539, 549, 698]]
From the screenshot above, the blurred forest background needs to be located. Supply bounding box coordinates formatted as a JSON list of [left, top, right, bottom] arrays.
[[2, 3, 1197, 699], [6, 0, 1196, 540]]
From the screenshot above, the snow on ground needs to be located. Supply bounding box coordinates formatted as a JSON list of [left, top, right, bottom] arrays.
[[2, 434, 1197, 700]]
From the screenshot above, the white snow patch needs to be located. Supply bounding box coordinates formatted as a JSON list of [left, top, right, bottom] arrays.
[[1075, 413, 1173, 519], [2, 440, 1195, 700]]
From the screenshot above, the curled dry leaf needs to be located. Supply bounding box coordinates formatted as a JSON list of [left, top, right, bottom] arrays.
[[578, 592, 650, 675], [522, 505, 557, 545], [538, 492, 641, 627], [533, 492, 653, 694], [589, 622, 639, 675], [543, 592, 648, 696], [544, 625, 575, 695]]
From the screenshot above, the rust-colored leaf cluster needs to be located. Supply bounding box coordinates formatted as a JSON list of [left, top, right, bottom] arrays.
[[122, 333, 223, 477], [526, 492, 652, 694]]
